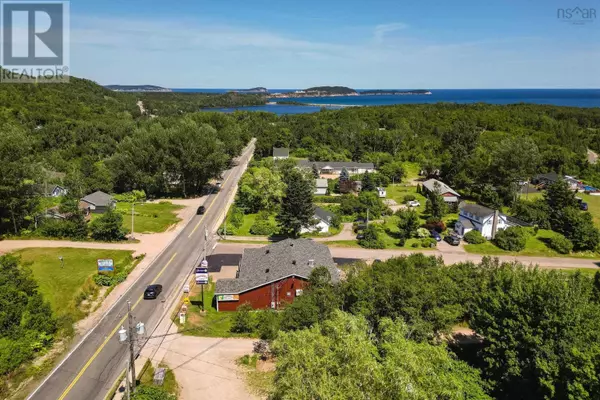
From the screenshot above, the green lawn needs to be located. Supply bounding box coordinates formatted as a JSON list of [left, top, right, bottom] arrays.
[[386, 185, 427, 213], [115, 201, 183, 233], [579, 193, 600, 228], [139, 360, 179, 396], [14, 248, 135, 318], [177, 281, 256, 338], [401, 162, 421, 182], [223, 213, 278, 236], [464, 229, 600, 259]]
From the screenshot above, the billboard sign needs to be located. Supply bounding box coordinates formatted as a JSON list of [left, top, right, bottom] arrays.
[[217, 294, 239, 302], [97, 258, 114, 273]]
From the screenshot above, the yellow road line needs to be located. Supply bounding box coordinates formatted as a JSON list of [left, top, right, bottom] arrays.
[[58, 253, 177, 400], [188, 171, 234, 238]]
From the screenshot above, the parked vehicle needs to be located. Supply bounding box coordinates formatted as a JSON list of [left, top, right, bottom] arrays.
[[197, 205, 206, 215], [430, 230, 442, 241], [144, 284, 163, 299], [356, 233, 365, 240], [444, 234, 461, 246], [576, 197, 589, 211], [407, 200, 420, 207]]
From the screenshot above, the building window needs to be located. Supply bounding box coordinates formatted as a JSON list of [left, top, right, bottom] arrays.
[[295, 289, 303, 296], [286, 292, 291, 297]]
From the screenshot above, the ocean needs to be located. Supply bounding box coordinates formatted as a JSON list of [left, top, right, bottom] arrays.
[[172, 88, 600, 114]]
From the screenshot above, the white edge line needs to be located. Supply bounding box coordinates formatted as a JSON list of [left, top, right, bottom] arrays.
[[26, 141, 254, 400]]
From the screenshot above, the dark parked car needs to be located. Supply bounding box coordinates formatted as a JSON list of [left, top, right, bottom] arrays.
[[580, 202, 589, 211], [430, 230, 442, 242], [444, 234, 461, 246], [144, 284, 163, 299], [197, 205, 206, 215], [356, 233, 365, 240]]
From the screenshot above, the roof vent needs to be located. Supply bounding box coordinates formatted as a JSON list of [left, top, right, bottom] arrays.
[[290, 243, 294, 247], [308, 259, 315, 268], [292, 260, 296, 265], [265, 268, 270, 273], [266, 249, 270, 254]]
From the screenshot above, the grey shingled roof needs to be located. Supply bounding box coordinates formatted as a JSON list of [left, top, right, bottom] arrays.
[[297, 160, 375, 170], [81, 191, 114, 207], [273, 147, 290, 157], [461, 203, 495, 219], [423, 179, 460, 197], [535, 172, 560, 182], [215, 239, 339, 295], [314, 207, 335, 223]]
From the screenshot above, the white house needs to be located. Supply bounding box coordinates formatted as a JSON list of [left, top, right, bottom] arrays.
[[301, 207, 335, 234], [273, 147, 290, 160], [315, 179, 328, 196], [297, 161, 375, 175], [377, 187, 386, 198], [455, 203, 529, 239]]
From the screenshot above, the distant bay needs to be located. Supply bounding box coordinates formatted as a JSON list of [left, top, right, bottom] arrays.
[[171, 88, 600, 114]]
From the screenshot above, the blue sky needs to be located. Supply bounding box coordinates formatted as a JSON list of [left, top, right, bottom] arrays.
[[70, 0, 599, 88]]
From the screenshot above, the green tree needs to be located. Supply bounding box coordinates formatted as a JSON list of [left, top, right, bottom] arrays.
[[237, 166, 286, 213], [230, 303, 255, 333], [358, 224, 386, 249], [396, 209, 420, 239], [89, 209, 127, 241], [471, 266, 600, 399], [362, 171, 376, 192], [311, 163, 320, 179], [424, 181, 447, 219], [494, 227, 527, 252], [558, 207, 600, 251], [479, 184, 503, 209], [379, 161, 405, 183], [277, 169, 315, 237], [544, 179, 578, 229]]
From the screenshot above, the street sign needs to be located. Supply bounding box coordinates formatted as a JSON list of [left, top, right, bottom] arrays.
[[195, 267, 208, 274], [97, 259, 114, 273], [183, 297, 190, 305], [195, 273, 208, 284]]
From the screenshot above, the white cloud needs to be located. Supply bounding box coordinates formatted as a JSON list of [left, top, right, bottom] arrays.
[[373, 22, 408, 44]]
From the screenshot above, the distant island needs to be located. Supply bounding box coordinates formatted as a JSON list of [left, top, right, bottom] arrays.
[[360, 89, 432, 95], [270, 86, 431, 98], [230, 87, 269, 94], [105, 85, 172, 93]]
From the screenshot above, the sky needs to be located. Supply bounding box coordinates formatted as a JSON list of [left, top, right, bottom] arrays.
[[68, 0, 600, 88]]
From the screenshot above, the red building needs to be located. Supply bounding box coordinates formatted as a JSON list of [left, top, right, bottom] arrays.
[[214, 239, 339, 311]]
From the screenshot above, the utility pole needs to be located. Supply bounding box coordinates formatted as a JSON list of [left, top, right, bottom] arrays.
[[366, 209, 369, 226], [204, 228, 208, 261], [127, 301, 136, 392]]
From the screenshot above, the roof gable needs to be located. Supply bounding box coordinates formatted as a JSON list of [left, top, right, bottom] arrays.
[[81, 191, 114, 206], [423, 179, 459, 197], [273, 147, 290, 157]]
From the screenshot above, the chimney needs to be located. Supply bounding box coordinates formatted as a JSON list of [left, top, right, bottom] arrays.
[[491, 209, 500, 239], [308, 259, 315, 268]]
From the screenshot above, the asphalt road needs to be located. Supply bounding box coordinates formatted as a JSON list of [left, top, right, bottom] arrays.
[[27, 141, 255, 400]]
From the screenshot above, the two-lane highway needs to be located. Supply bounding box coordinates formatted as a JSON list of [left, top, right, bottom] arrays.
[[28, 140, 255, 400]]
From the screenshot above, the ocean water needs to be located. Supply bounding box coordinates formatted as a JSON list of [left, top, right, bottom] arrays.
[[172, 89, 600, 114]]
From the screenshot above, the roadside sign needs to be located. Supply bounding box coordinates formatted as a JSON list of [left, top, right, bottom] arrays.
[[195, 267, 208, 274], [183, 297, 190, 305], [195, 273, 208, 285], [179, 313, 186, 324], [201, 259, 208, 268], [183, 284, 190, 293], [97, 259, 114, 273]]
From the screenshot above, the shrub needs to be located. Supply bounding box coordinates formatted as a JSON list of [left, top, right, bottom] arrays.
[[416, 227, 430, 238], [250, 219, 277, 236], [358, 224, 386, 249], [89, 209, 127, 241], [464, 230, 486, 244], [548, 234, 573, 254], [93, 274, 114, 286], [230, 303, 255, 333], [411, 242, 420, 248], [423, 218, 446, 233], [420, 238, 437, 248], [403, 194, 416, 202], [494, 227, 527, 252], [39, 218, 88, 240]]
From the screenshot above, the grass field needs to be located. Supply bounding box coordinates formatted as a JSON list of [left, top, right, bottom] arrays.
[[579, 193, 600, 228], [464, 229, 599, 259], [177, 281, 256, 338], [139, 360, 179, 396], [386, 185, 427, 212], [14, 248, 135, 318], [115, 201, 183, 233], [401, 162, 421, 182], [224, 212, 278, 236]]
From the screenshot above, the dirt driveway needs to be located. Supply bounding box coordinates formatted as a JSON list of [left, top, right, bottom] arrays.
[[158, 336, 259, 400]]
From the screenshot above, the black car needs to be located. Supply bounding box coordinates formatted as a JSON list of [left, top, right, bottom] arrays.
[[144, 284, 163, 299], [430, 230, 442, 242], [197, 205, 206, 215], [444, 234, 461, 246]]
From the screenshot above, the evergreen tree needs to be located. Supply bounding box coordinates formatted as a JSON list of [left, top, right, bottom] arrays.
[[425, 181, 448, 219], [339, 167, 350, 183], [311, 163, 320, 179], [277, 169, 315, 237], [362, 171, 376, 192]]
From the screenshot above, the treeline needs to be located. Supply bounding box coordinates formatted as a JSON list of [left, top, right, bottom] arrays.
[[0, 76, 253, 235], [247, 103, 600, 202], [0, 255, 56, 395], [139, 92, 267, 116], [242, 255, 600, 399]]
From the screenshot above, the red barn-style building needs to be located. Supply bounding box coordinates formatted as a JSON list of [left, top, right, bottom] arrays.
[[214, 239, 339, 311]]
